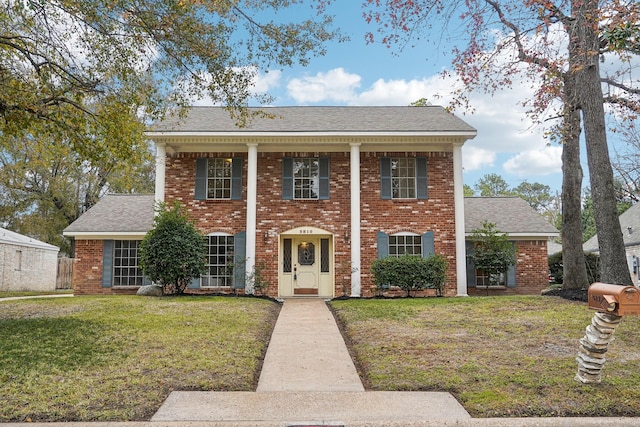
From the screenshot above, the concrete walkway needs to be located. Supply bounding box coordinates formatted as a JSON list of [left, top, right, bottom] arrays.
[[152, 298, 471, 424]]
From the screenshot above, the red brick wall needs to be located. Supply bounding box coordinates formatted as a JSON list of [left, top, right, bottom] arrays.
[[163, 151, 458, 298], [467, 240, 550, 296], [71, 150, 549, 297]]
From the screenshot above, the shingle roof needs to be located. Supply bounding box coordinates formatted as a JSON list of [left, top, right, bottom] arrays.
[[583, 202, 640, 252], [464, 197, 559, 236], [0, 227, 59, 251], [150, 106, 477, 134], [63, 194, 155, 234]]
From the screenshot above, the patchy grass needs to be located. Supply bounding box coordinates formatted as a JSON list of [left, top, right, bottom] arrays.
[[329, 296, 640, 418], [0, 296, 280, 422]]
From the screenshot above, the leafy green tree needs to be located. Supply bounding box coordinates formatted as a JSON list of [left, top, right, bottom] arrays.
[[0, 129, 153, 253], [1, 0, 342, 163], [474, 173, 514, 197], [467, 221, 516, 291], [140, 202, 206, 295], [463, 184, 475, 197]]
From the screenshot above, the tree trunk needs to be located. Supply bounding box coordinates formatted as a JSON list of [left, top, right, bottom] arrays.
[[573, 0, 632, 285], [561, 73, 590, 290]]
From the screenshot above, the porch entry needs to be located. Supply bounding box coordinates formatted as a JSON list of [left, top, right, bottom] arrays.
[[279, 226, 334, 298]]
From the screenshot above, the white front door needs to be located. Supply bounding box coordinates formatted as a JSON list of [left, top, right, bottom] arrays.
[[279, 231, 334, 298]]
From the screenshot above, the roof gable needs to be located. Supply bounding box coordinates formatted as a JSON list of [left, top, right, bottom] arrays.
[[584, 202, 640, 251], [464, 197, 559, 236]]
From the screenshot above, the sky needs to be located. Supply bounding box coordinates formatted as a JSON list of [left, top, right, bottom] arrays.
[[198, 2, 573, 194]]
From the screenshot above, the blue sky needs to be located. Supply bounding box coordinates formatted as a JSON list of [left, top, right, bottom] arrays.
[[198, 2, 568, 194]]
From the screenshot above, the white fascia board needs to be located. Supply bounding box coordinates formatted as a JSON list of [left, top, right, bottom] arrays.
[[146, 131, 478, 139], [63, 231, 148, 239]]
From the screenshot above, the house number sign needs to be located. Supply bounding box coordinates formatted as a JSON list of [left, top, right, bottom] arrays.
[[299, 229, 315, 234]]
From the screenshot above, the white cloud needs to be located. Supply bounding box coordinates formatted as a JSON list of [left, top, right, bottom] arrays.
[[287, 68, 361, 103], [462, 146, 496, 171], [503, 146, 563, 177]]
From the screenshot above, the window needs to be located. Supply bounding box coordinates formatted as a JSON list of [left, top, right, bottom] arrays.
[[113, 241, 146, 286], [207, 158, 232, 199], [380, 157, 428, 200], [15, 250, 22, 271], [282, 157, 330, 200], [377, 231, 434, 259], [195, 158, 242, 200], [202, 234, 235, 287], [389, 234, 422, 257], [294, 158, 320, 199]]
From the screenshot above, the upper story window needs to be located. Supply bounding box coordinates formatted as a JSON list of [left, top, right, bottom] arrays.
[[380, 157, 428, 200], [195, 157, 242, 200], [282, 157, 330, 200]]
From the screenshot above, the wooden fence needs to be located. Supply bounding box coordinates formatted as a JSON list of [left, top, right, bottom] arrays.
[[56, 257, 74, 290]]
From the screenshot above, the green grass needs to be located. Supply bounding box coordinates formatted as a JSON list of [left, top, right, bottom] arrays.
[[0, 296, 280, 422], [330, 296, 640, 418]]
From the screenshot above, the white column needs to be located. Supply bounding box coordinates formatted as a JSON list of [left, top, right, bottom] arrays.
[[154, 142, 166, 204], [350, 143, 362, 297], [453, 143, 468, 296], [245, 143, 258, 294]]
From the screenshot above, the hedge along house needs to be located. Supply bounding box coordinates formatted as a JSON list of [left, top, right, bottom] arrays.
[[464, 197, 559, 295], [65, 106, 479, 297]]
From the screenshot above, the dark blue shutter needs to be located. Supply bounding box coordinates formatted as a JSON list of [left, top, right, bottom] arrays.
[[195, 158, 208, 200], [233, 231, 247, 289], [380, 157, 392, 200], [377, 231, 389, 259], [416, 157, 428, 199], [466, 241, 476, 288], [101, 240, 114, 288], [231, 157, 243, 200], [188, 277, 200, 289], [282, 158, 293, 200], [421, 231, 434, 257], [319, 157, 330, 200], [506, 242, 517, 288]]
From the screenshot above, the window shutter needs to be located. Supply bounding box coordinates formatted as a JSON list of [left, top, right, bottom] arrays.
[[465, 241, 476, 288], [233, 231, 247, 289], [416, 157, 428, 199], [101, 240, 114, 288], [282, 157, 293, 200], [421, 231, 434, 257], [195, 158, 208, 200], [188, 277, 200, 289], [319, 157, 330, 200], [507, 243, 517, 288], [380, 157, 392, 200], [377, 231, 389, 259], [231, 157, 243, 200]]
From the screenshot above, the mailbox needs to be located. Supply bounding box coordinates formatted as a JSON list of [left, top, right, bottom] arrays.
[[588, 282, 640, 316]]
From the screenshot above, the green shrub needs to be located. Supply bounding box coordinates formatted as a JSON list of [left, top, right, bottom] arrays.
[[371, 254, 448, 297], [140, 201, 206, 295], [548, 251, 601, 286]]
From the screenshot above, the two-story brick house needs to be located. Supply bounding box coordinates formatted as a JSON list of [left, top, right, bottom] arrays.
[[63, 106, 557, 297]]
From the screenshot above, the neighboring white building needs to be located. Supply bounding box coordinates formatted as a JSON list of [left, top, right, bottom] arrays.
[[0, 227, 60, 292], [584, 203, 640, 287]]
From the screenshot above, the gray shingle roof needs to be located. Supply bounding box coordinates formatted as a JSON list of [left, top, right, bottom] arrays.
[[0, 227, 59, 251], [464, 197, 559, 236], [63, 194, 155, 234], [583, 202, 640, 252], [150, 106, 477, 134]]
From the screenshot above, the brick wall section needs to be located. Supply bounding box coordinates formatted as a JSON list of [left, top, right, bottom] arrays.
[[163, 151, 458, 298], [72, 150, 548, 297], [467, 240, 550, 296]]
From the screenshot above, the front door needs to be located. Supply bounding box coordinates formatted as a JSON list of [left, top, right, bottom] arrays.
[[293, 237, 319, 295], [279, 230, 334, 297]]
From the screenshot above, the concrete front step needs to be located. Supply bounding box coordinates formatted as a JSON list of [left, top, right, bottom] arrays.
[[151, 391, 471, 423]]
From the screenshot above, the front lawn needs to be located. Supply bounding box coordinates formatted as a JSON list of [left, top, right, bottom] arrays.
[[0, 295, 280, 422], [329, 296, 640, 418]]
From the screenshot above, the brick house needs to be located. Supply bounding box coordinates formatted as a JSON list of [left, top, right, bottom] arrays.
[[64, 106, 557, 297]]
